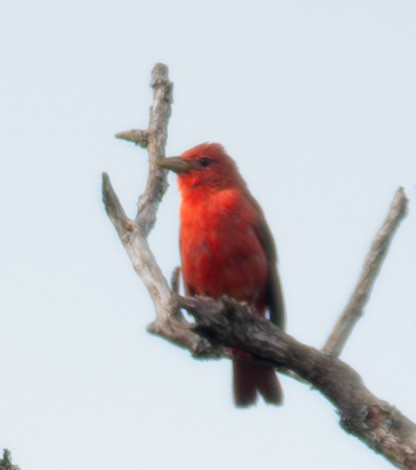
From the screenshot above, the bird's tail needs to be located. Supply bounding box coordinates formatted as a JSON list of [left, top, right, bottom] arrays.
[[232, 359, 283, 407]]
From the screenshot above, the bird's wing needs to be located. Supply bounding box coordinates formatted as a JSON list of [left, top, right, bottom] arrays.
[[249, 196, 285, 330]]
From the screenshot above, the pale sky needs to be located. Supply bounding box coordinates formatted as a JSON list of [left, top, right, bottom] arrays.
[[1, 1, 416, 469]]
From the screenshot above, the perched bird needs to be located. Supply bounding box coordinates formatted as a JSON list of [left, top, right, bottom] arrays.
[[159, 143, 285, 407]]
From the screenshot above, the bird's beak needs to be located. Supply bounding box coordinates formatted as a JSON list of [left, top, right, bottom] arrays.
[[158, 156, 192, 174]]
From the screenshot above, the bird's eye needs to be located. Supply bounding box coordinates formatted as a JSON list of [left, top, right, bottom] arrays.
[[199, 157, 213, 167]]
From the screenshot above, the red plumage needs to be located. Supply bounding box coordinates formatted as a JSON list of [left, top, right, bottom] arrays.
[[160, 143, 285, 407]]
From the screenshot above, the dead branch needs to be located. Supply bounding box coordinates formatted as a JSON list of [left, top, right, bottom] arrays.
[[323, 188, 408, 356], [180, 295, 416, 469], [102, 63, 415, 469]]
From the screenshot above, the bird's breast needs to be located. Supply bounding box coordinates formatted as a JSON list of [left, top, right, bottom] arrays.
[[179, 188, 268, 307]]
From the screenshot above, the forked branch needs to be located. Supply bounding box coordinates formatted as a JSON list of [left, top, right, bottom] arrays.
[[102, 63, 414, 469], [181, 295, 416, 469]]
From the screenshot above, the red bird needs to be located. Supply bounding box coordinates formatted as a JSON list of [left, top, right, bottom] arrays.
[[159, 143, 285, 406]]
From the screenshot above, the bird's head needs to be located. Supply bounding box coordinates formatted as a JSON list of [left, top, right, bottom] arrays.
[[158, 143, 245, 192]]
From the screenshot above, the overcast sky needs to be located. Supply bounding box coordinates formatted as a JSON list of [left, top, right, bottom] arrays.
[[1, 1, 416, 469]]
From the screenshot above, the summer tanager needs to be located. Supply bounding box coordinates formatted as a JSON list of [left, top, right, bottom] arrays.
[[159, 143, 285, 407]]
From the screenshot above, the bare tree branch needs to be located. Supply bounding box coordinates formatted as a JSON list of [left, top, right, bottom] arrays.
[[116, 129, 149, 147], [102, 63, 172, 318], [102, 172, 132, 233], [110, 62, 172, 236], [180, 295, 416, 470], [323, 187, 408, 356], [170, 266, 181, 294], [102, 64, 223, 355], [136, 63, 173, 236], [102, 63, 415, 469]]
